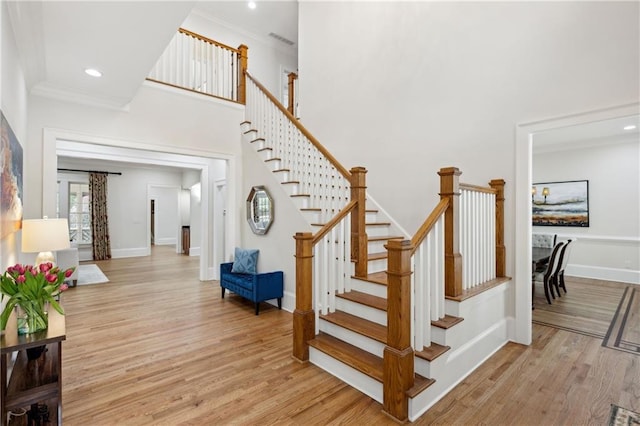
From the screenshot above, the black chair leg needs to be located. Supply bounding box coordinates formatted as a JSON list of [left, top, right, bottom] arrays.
[[221, 287, 226, 299], [255, 302, 260, 315], [543, 277, 552, 304], [559, 272, 567, 294], [277, 298, 282, 310]]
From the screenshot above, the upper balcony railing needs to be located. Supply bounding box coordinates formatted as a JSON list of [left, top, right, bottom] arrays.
[[147, 28, 248, 104]]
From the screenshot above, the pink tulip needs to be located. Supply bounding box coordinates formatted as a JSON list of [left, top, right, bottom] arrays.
[[46, 273, 57, 283], [39, 263, 51, 273], [16, 275, 26, 284], [15, 264, 25, 275], [59, 283, 69, 292], [64, 268, 74, 278]]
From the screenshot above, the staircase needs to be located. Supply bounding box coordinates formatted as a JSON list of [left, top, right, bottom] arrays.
[[241, 72, 511, 422]]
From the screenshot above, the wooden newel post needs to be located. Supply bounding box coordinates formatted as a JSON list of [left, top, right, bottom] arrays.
[[293, 232, 315, 361], [438, 167, 463, 297], [237, 44, 248, 105], [383, 239, 414, 422], [489, 179, 506, 277], [350, 167, 368, 278], [287, 72, 298, 115]]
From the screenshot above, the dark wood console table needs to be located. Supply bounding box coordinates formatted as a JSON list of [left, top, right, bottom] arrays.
[[1, 309, 66, 425]]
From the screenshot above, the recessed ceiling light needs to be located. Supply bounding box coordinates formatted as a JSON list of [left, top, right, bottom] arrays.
[[623, 125, 636, 131], [248, 1, 256, 10], [85, 68, 102, 78]]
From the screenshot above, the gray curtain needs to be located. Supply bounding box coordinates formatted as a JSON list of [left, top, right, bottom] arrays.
[[90, 172, 111, 260]]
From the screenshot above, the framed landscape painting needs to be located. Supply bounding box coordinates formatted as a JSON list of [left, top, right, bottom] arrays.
[[532, 180, 589, 227]]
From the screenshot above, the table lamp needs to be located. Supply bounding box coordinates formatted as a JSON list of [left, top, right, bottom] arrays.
[[21, 218, 71, 266]]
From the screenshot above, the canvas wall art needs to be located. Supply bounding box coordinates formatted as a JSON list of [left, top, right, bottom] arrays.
[[1, 110, 24, 239], [532, 180, 589, 227]]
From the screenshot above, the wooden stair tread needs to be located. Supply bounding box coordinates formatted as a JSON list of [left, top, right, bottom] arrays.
[[368, 236, 404, 242], [308, 333, 383, 382], [240, 120, 251, 125], [290, 194, 310, 198], [282, 181, 300, 185], [301, 208, 321, 212], [320, 310, 387, 344], [406, 374, 436, 398], [356, 271, 388, 286], [242, 128, 257, 134], [257, 147, 272, 152], [368, 252, 387, 261], [415, 342, 450, 362], [366, 222, 391, 227], [273, 168, 290, 172], [264, 157, 281, 162], [336, 290, 387, 311], [431, 314, 464, 329], [250, 137, 265, 143]]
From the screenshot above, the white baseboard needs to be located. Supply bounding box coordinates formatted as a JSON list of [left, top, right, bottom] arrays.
[[111, 247, 150, 259], [189, 246, 201, 256], [567, 264, 640, 285], [154, 238, 176, 246]]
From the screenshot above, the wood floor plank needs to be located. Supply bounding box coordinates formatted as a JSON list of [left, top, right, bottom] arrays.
[[31, 246, 637, 425]]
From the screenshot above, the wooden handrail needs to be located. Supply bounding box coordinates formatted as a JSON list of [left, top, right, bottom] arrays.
[[312, 200, 357, 245], [246, 71, 352, 180], [178, 28, 240, 53], [410, 198, 449, 255], [459, 183, 497, 194]]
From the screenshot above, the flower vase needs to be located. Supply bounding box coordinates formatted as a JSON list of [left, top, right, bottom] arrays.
[[16, 302, 48, 335]]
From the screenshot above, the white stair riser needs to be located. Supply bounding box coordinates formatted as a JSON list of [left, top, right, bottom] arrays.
[[301, 210, 321, 223], [250, 139, 266, 150], [291, 196, 310, 209], [240, 122, 252, 132], [335, 297, 387, 326], [319, 320, 386, 358], [265, 159, 281, 171], [414, 349, 448, 379], [309, 347, 383, 403], [273, 170, 290, 182], [367, 258, 388, 274], [281, 183, 299, 196], [350, 278, 387, 298], [258, 149, 274, 161], [366, 211, 379, 222], [366, 225, 392, 237]]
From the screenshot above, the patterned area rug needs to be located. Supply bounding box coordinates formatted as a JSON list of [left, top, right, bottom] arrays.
[[77, 264, 109, 285], [603, 286, 640, 356], [608, 404, 640, 426]]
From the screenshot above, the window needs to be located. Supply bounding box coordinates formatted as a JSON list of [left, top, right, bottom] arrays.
[[69, 183, 91, 244]]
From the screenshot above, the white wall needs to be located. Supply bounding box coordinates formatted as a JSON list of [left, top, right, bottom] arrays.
[[149, 184, 180, 247], [182, 10, 298, 98], [533, 138, 640, 283], [1, 0, 29, 314], [298, 1, 640, 280]]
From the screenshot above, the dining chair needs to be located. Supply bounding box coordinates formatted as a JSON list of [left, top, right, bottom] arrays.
[[534, 241, 565, 304], [551, 239, 573, 298], [532, 233, 557, 249]]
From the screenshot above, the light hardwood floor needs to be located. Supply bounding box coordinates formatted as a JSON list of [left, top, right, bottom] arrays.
[[55, 246, 638, 425]]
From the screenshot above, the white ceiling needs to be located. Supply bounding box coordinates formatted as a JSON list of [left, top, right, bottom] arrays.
[[533, 114, 640, 153], [6, 0, 298, 110]]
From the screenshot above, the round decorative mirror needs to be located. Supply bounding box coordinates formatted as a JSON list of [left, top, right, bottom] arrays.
[[246, 186, 273, 235]]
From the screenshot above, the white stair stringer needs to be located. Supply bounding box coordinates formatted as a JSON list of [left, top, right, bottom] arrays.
[[408, 279, 513, 421]]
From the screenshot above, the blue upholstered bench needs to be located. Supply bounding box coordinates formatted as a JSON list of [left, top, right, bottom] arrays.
[[220, 262, 284, 315]]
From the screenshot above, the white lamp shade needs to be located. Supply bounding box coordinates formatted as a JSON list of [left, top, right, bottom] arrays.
[[21, 218, 71, 253]]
